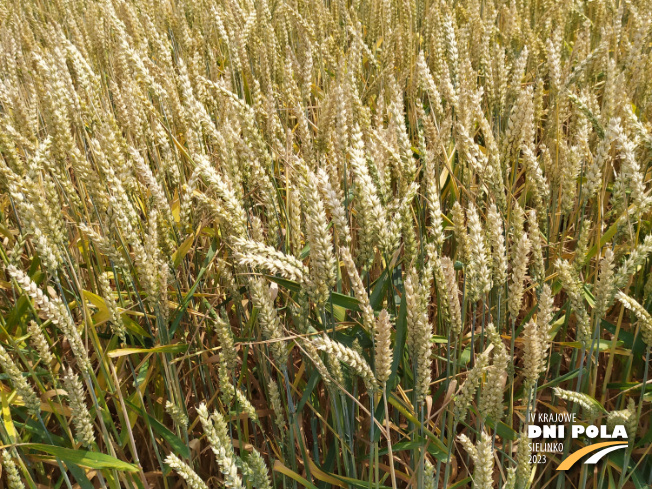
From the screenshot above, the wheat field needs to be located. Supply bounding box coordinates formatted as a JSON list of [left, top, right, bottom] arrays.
[[0, 0, 650, 487]]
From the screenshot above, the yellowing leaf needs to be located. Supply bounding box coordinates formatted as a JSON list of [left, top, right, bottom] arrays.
[[1, 392, 16, 440], [306, 458, 346, 487], [273, 461, 320, 489], [82, 290, 110, 324], [172, 233, 194, 268], [107, 344, 188, 358], [122, 315, 151, 338], [171, 189, 180, 223], [558, 339, 622, 352]]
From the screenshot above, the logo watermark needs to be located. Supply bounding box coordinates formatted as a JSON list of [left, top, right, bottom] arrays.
[[526, 412, 628, 470]]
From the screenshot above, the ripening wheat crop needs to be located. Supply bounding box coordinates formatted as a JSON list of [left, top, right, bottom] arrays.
[[0, 0, 651, 487]]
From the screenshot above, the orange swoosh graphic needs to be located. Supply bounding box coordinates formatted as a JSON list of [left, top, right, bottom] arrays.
[[557, 441, 628, 470]]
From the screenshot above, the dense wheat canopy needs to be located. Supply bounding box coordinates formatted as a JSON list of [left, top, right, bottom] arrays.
[[0, 0, 651, 487]]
